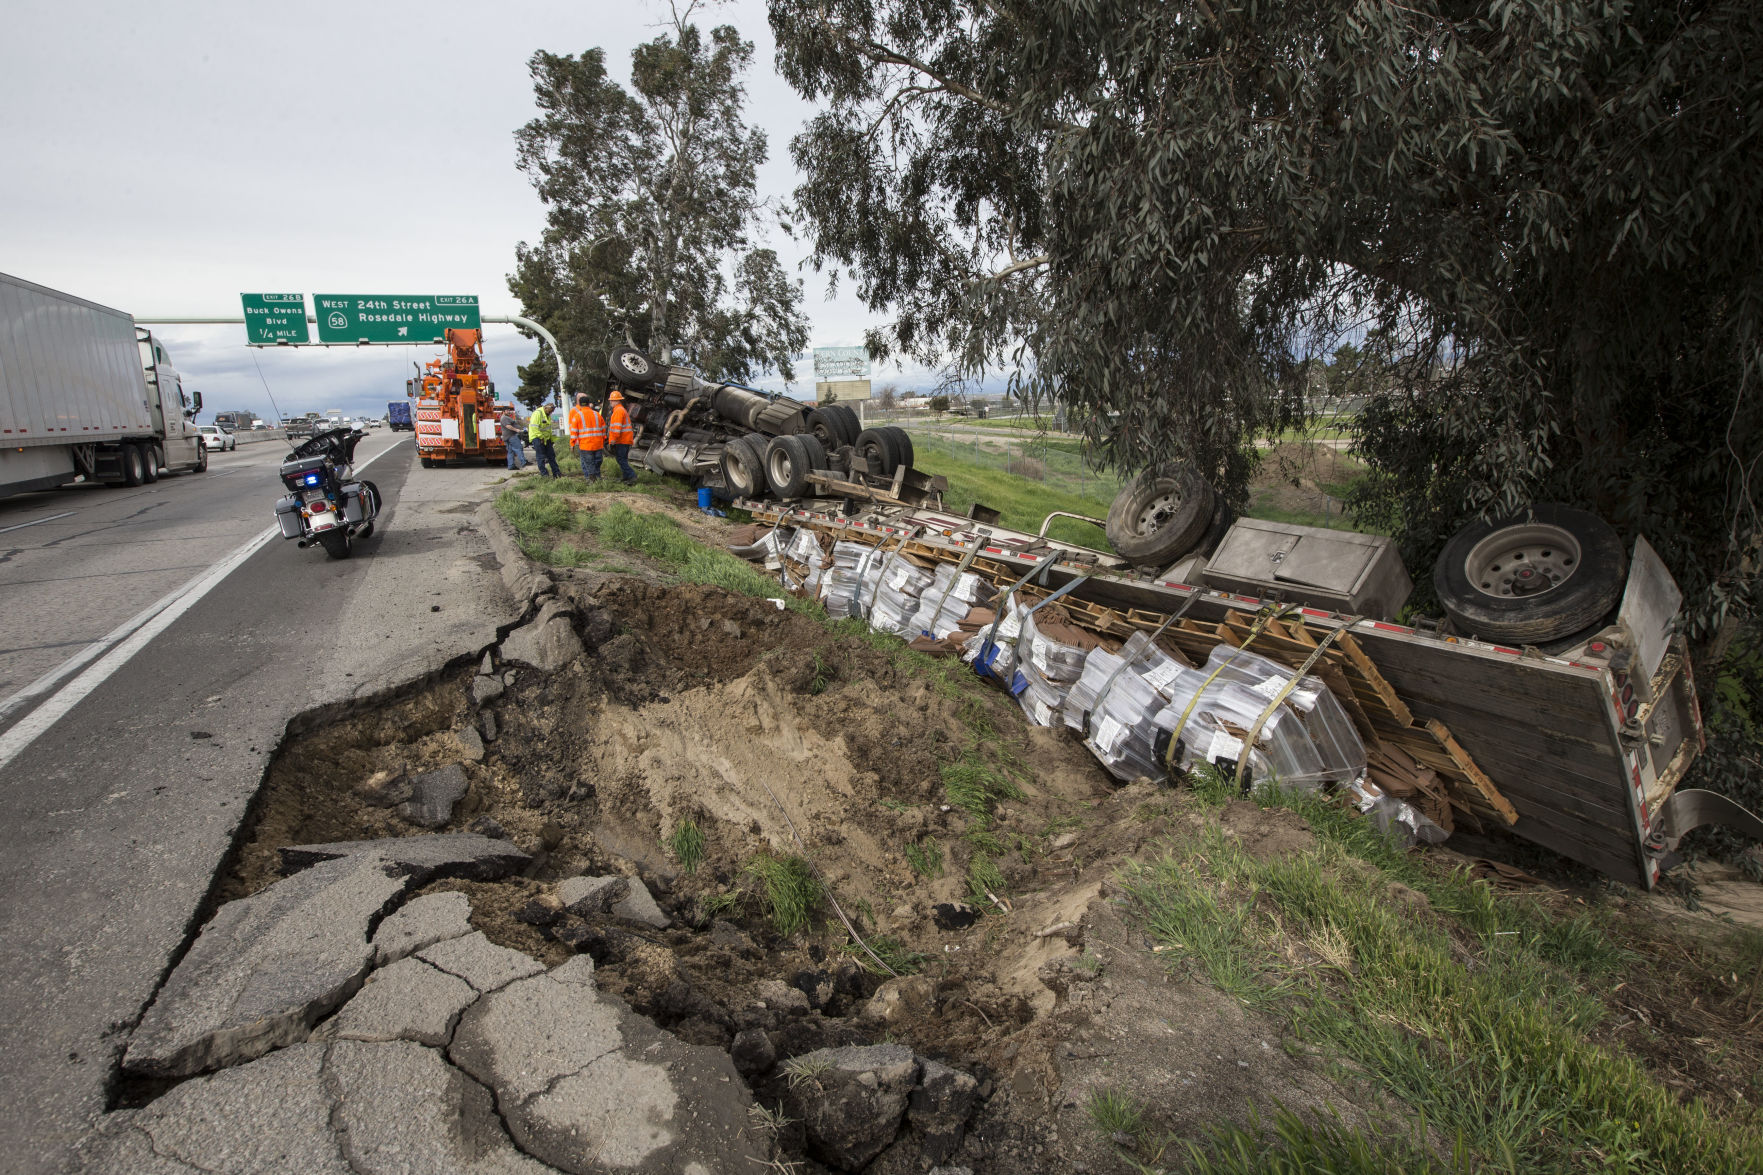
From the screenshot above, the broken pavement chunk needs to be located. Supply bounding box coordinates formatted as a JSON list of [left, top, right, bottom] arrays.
[[782, 1043, 922, 1170], [418, 931, 546, 994], [397, 763, 470, 828], [499, 600, 584, 672], [372, 890, 474, 966], [316, 957, 476, 1048]]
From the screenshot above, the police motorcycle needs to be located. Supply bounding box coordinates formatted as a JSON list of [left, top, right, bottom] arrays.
[[273, 426, 380, 559]]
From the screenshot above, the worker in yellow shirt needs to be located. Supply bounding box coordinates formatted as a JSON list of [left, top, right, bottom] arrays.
[[606, 390, 638, 485], [566, 394, 606, 481], [527, 403, 562, 479]]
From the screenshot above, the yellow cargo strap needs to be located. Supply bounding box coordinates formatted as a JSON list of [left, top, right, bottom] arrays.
[[1232, 617, 1360, 789], [1162, 604, 1299, 778]]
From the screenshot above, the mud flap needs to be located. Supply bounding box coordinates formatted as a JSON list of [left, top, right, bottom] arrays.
[[1650, 789, 1763, 871]]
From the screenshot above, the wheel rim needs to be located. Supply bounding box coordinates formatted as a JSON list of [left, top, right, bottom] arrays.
[[622, 355, 650, 378], [1133, 483, 1183, 536], [767, 446, 794, 486], [1464, 522, 1581, 599]]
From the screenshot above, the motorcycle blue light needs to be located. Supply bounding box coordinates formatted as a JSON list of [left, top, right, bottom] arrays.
[[303, 472, 323, 486]]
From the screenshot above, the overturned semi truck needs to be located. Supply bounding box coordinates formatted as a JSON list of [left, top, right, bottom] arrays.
[[598, 348, 1759, 889]]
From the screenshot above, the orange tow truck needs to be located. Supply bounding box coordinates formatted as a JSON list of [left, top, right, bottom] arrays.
[[409, 328, 508, 467]]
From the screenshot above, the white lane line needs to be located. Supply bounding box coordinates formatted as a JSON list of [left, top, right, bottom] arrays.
[[0, 440, 403, 772], [0, 511, 76, 535]]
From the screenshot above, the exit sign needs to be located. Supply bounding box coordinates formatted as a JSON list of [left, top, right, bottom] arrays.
[[241, 293, 309, 345], [312, 294, 481, 344]]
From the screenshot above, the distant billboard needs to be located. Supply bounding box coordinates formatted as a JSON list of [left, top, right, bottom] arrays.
[[812, 346, 870, 379]]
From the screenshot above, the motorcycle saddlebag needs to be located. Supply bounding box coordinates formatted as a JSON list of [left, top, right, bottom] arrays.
[[340, 482, 367, 524], [274, 495, 303, 539]]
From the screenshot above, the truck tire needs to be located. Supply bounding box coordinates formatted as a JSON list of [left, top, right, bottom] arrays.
[[1105, 464, 1214, 567], [880, 426, 914, 470], [799, 433, 829, 472], [192, 444, 208, 474], [721, 436, 767, 499], [1432, 503, 1625, 645], [853, 429, 897, 477], [121, 444, 146, 487], [826, 404, 862, 445], [318, 529, 353, 560], [1198, 495, 1234, 555], [609, 346, 662, 387], [142, 445, 161, 483], [805, 409, 847, 453], [765, 435, 815, 498]]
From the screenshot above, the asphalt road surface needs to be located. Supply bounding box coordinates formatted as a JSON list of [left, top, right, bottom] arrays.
[[0, 435, 518, 1174]]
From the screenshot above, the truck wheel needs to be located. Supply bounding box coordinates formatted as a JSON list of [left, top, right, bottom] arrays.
[[1105, 464, 1214, 567], [121, 444, 146, 486], [1433, 503, 1625, 645], [721, 436, 767, 498], [826, 404, 862, 445], [193, 444, 208, 473], [799, 433, 829, 472], [1198, 495, 1235, 555], [805, 409, 847, 453], [853, 429, 897, 477], [880, 426, 914, 470], [609, 346, 662, 387], [318, 529, 353, 560], [765, 435, 814, 498], [141, 445, 161, 483]]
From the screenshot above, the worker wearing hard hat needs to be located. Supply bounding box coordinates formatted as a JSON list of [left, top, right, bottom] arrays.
[[606, 390, 638, 485], [527, 402, 563, 479], [567, 393, 606, 481]]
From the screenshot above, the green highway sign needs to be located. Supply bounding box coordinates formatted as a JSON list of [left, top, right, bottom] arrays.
[[241, 293, 310, 345], [312, 293, 481, 344]]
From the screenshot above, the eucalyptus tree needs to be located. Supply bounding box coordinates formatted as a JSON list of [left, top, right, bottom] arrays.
[[512, 3, 808, 390], [770, 0, 1762, 634]]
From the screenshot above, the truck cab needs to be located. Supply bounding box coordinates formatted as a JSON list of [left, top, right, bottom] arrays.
[[135, 329, 201, 469]]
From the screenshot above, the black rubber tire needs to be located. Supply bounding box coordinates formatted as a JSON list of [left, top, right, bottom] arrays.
[[764, 434, 814, 498], [420, 456, 434, 468], [1432, 503, 1625, 645], [608, 346, 662, 387], [880, 426, 914, 470], [805, 409, 847, 453], [192, 444, 208, 474], [318, 529, 353, 560], [121, 444, 146, 487], [721, 436, 767, 499], [1105, 464, 1214, 566], [141, 446, 161, 483], [853, 429, 897, 476], [1197, 495, 1235, 556], [826, 404, 862, 445], [799, 433, 829, 471]]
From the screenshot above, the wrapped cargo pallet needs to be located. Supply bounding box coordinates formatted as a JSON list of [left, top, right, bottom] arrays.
[[819, 541, 882, 619], [866, 556, 935, 636], [1010, 610, 1093, 727], [1152, 657, 1364, 791], [910, 563, 996, 639], [963, 595, 1027, 681], [1198, 644, 1366, 785]]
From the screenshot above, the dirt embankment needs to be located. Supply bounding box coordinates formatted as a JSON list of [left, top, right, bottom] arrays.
[[222, 526, 1763, 1171]]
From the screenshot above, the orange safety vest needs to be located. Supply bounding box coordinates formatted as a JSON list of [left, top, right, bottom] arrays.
[[607, 405, 635, 445], [567, 405, 606, 450]]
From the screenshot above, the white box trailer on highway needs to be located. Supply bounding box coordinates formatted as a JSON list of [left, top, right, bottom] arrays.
[[0, 272, 205, 498]]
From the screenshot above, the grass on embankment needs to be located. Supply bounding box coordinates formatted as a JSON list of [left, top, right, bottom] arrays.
[[899, 431, 1123, 546], [1122, 772, 1763, 1174]]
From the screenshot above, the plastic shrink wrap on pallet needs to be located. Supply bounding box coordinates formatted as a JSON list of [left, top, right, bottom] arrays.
[[866, 557, 935, 636], [962, 596, 1026, 682], [817, 542, 881, 619], [1061, 648, 1176, 781], [909, 563, 997, 639], [1198, 644, 1366, 785], [1346, 777, 1450, 846], [1010, 611, 1090, 727], [1062, 630, 1191, 731]]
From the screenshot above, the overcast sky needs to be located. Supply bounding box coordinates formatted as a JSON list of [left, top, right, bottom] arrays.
[[0, 0, 931, 422]]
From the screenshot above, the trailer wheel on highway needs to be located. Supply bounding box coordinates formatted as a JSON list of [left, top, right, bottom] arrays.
[[765, 435, 816, 498], [853, 429, 897, 476], [1104, 463, 1214, 567], [721, 436, 768, 499], [119, 444, 146, 487], [141, 445, 161, 483], [880, 426, 914, 470], [1433, 503, 1625, 645], [608, 346, 662, 387], [318, 529, 353, 560], [826, 404, 862, 445]]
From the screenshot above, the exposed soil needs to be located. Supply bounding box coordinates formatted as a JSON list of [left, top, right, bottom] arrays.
[[219, 509, 1763, 1170], [1249, 440, 1365, 522]]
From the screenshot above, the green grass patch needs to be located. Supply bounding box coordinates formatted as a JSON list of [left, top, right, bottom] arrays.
[[1182, 1106, 1454, 1174], [742, 852, 822, 937], [1086, 1087, 1146, 1138], [667, 819, 705, 874], [1120, 816, 1763, 1172], [844, 933, 927, 976], [966, 851, 1007, 907], [941, 752, 1024, 826], [899, 431, 1122, 546], [581, 502, 822, 615], [904, 840, 944, 878]]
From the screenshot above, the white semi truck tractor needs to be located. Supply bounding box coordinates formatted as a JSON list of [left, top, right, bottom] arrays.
[[0, 271, 206, 498]]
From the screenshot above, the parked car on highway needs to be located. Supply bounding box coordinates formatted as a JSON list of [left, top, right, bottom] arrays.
[[196, 425, 236, 451]]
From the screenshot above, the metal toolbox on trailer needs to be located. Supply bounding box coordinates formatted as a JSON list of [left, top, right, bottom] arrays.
[[1203, 518, 1413, 621]]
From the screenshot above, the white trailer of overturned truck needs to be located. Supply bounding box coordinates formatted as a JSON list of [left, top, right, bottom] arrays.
[[0, 272, 206, 499]]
